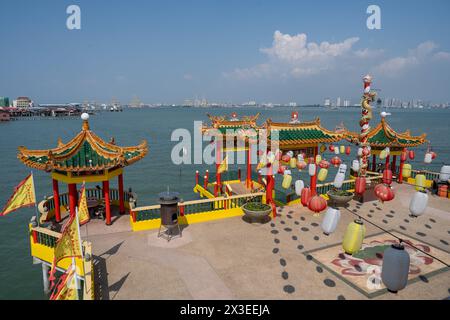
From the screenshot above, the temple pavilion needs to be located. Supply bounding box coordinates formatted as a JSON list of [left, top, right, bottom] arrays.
[[17, 113, 148, 225], [345, 115, 427, 173]]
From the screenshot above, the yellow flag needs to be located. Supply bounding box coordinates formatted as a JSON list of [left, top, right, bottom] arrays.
[[1, 174, 36, 216], [217, 155, 228, 174], [49, 214, 82, 285], [77, 184, 90, 225], [50, 267, 77, 300]]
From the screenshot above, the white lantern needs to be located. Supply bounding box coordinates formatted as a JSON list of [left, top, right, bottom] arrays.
[[381, 243, 410, 293], [267, 151, 275, 163], [424, 152, 432, 164], [284, 169, 292, 175], [287, 150, 294, 158], [385, 147, 390, 155], [321, 207, 341, 235], [333, 164, 347, 188], [439, 165, 450, 182], [351, 159, 360, 172], [308, 163, 316, 176], [357, 148, 363, 157], [297, 154, 304, 162], [334, 148, 340, 155], [295, 180, 304, 196], [409, 191, 428, 217]]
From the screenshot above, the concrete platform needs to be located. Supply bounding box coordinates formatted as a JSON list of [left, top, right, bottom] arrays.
[[85, 183, 450, 300]]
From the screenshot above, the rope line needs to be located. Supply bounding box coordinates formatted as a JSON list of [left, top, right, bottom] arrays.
[[343, 206, 450, 268]]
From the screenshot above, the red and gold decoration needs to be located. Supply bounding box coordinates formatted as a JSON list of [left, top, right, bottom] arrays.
[[374, 183, 395, 203], [1, 173, 36, 216], [358, 75, 375, 178], [49, 267, 77, 300]]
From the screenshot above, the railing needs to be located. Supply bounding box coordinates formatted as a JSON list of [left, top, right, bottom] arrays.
[[131, 192, 265, 223], [31, 226, 61, 248], [38, 188, 135, 221], [410, 169, 440, 181]]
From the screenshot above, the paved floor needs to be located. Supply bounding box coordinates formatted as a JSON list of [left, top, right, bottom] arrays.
[[85, 183, 450, 300]]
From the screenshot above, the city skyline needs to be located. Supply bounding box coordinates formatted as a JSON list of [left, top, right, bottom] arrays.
[[1, 1, 450, 104]]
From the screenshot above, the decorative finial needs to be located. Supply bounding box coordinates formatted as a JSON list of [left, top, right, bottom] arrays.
[[81, 112, 90, 130]]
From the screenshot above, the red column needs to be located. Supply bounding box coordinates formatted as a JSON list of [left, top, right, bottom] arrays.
[[103, 180, 111, 225], [310, 158, 317, 196], [266, 165, 276, 218], [68, 183, 77, 218], [216, 140, 222, 195], [52, 179, 61, 222], [372, 154, 376, 172], [398, 150, 406, 184], [246, 142, 252, 188], [385, 154, 390, 171], [118, 174, 125, 214], [391, 155, 397, 176]]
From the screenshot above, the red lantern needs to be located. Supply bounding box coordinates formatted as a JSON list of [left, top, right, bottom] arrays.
[[409, 150, 415, 160], [319, 160, 330, 169], [374, 184, 395, 203], [278, 165, 287, 174], [296, 161, 307, 170], [430, 151, 437, 160], [331, 156, 342, 167], [301, 187, 311, 206], [275, 150, 282, 161], [355, 176, 366, 195], [400, 149, 407, 162], [383, 169, 393, 185], [308, 195, 327, 213], [363, 148, 370, 156], [329, 145, 335, 152], [281, 154, 291, 163], [345, 146, 351, 155], [308, 157, 315, 164]]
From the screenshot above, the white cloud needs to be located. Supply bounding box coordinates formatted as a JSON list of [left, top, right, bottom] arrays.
[[354, 48, 384, 58], [226, 31, 363, 79], [374, 41, 450, 76]]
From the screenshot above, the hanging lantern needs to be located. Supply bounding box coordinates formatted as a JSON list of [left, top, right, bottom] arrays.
[[379, 149, 387, 160], [430, 151, 437, 160], [374, 183, 395, 202], [331, 156, 342, 167], [308, 195, 327, 214], [301, 187, 311, 206], [295, 180, 304, 196], [282, 174, 292, 189], [402, 163, 412, 179], [315, 154, 322, 164], [355, 176, 366, 195], [281, 154, 291, 163], [321, 207, 341, 235], [439, 165, 450, 182], [333, 164, 347, 188], [287, 150, 294, 158], [408, 150, 415, 160], [319, 159, 330, 169], [415, 174, 426, 191], [296, 160, 307, 170], [308, 163, 316, 176], [424, 152, 432, 164], [357, 147, 363, 157], [345, 146, 351, 155], [401, 149, 407, 162], [334, 147, 340, 155], [329, 145, 335, 152], [275, 150, 282, 161], [383, 169, 393, 185], [351, 159, 360, 172], [381, 243, 410, 293], [339, 145, 345, 154], [289, 157, 297, 168], [267, 151, 276, 164], [278, 165, 286, 175], [342, 219, 366, 255], [318, 168, 328, 182], [409, 191, 428, 217], [297, 153, 304, 162], [320, 144, 327, 153]]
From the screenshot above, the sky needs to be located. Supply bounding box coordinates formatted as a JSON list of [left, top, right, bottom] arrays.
[[1, 0, 450, 105]]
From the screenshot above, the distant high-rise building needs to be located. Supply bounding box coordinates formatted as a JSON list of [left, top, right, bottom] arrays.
[[288, 102, 297, 107], [14, 97, 32, 108], [336, 97, 341, 107], [324, 98, 331, 107], [0, 97, 10, 107]]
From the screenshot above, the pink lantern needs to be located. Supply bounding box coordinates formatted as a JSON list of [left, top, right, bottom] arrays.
[[301, 188, 311, 207], [374, 184, 395, 203], [281, 154, 291, 163], [308, 195, 327, 214], [383, 169, 393, 185], [296, 161, 307, 170], [278, 165, 287, 174], [409, 150, 415, 160], [319, 160, 330, 169], [345, 146, 351, 155], [331, 156, 342, 167], [355, 176, 366, 195], [401, 149, 407, 162]]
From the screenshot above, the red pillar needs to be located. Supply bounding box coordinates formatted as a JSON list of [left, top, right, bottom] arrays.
[[372, 154, 376, 172], [385, 154, 390, 171], [68, 183, 77, 218], [246, 142, 253, 189], [103, 180, 111, 225], [310, 159, 317, 196], [266, 166, 276, 218], [398, 150, 406, 184], [215, 140, 222, 195], [391, 155, 397, 176], [52, 179, 61, 222], [118, 174, 125, 214]]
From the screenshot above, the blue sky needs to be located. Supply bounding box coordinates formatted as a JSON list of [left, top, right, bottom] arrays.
[[1, 0, 450, 104]]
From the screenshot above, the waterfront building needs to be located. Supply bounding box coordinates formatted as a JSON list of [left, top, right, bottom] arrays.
[[15, 96, 32, 108], [0, 96, 10, 107]]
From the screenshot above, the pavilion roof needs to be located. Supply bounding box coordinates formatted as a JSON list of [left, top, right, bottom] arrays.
[[17, 117, 148, 172], [345, 117, 427, 148], [202, 113, 260, 137], [265, 118, 344, 147]]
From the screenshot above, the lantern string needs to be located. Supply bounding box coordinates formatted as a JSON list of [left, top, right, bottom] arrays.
[[343, 207, 450, 268]]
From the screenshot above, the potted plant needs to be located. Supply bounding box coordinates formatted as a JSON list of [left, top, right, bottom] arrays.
[[242, 202, 272, 223], [327, 188, 354, 206]]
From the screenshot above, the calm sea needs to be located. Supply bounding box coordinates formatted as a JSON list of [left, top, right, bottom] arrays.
[[0, 107, 449, 299]]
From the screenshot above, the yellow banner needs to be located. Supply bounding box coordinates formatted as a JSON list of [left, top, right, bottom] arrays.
[[1, 174, 36, 216], [50, 267, 77, 300], [217, 156, 228, 174], [77, 184, 90, 225]]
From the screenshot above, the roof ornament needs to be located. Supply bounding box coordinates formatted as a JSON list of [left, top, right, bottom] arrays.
[[230, 112, 239, 121], [81, 113, 90, 130], [289, 111, 299, 124], [380, 111, 391, 118]]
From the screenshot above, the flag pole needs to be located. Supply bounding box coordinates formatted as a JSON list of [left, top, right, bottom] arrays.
[[71, 257, 79, 300], [31, 171, 40, 227], [75, 206, 86, 299]]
